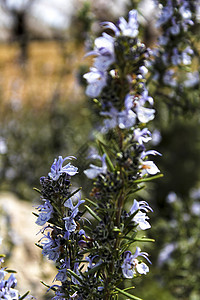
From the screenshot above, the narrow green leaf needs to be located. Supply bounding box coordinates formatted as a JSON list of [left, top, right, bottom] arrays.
[[51, 202, 62, 215], [113, 286, 135, 294], [97, 141, 115, 172], [84, 205, 102, 222], [97, 139, 115, 156], [123, 286, 135, 291], [33, 187, 41, 194], [92, 98, 101, 107], [124, 209, 140, 226], [133, 174, 163, 183], [67, 269, 83, 283], [126, 185, 145, 196], [19, 291, 30, 300], [6, 269, 17, 273], [85, 198, 98, 207], [40, 281, 57, 291], [85, 262, 104, 276], [82, 225, 93, 233], [119, 242, 133, 255], [35, 243, 43, 249], [134, 238, 155, 243], [113, 227, 121, 232], [32, 212, 39, 217], [115, 287, 143, 300], [70, 285, 79, 292], [62, 187, 82, 204]]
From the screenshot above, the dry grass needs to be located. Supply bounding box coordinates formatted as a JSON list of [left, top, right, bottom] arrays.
[[0, 41, 86, 110]]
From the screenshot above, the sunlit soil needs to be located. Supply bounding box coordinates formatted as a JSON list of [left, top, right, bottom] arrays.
[[0, 41, 87, 110]]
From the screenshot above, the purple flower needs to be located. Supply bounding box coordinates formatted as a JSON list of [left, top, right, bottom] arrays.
[[183, 71, 199, 87], [41, 232, 61, 261], [134, 128, 152, 145], [163, 70, 177, 87], [35, 199, 54, 226], [139, 147, 161, 176], [126, 92, 155, 124], [140, 160, 160, 175], [156, 0, 174, 27], [87, 33, 115, 72], [182, 46, 193, 65], [101, 104, 136, 131], [55, 259, 70, 283], [48, 156, 78, 181], [83, 68, 107, 98], [180, 3, 192, 20], [63, 192, 85, 236], [130, 199, 153, 214], [141, 149, 162, 159], [118, 109, 136, 129], [170, 18, 180, 35], [0, 270, 19, 299], [84, 153, 107, 179], [101, 9, 138, 38], [136, 106, 155, 123], [158, 243, 177, 266], [121, 247, 151, 278], [171, 46, 193, 66], [130, 199, 153, 230], [118, 9, 138, 37]]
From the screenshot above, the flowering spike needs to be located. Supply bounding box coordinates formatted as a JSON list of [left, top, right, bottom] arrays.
[[48, 155, 78, 180]]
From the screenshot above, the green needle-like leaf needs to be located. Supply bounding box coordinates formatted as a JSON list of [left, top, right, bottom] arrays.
[[84, 262, 105, 276], [33, 187, 41, 194], [19, 291, 30, 300], [133, 174, 163, 183], [40, 281, 57, 291], [62, 187, 82, 204], [6, 269, 17, 273], [84, 205, 102, 222], [32, 212, 39, 217], [67, 269, 83, 283], [115, 287, 143, 300], [85, 197, 98, 207], [98, 140, 115, 172], [134, 237, 155, 242]]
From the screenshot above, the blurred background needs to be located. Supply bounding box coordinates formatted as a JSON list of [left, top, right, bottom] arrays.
[[0, 0, 199, 299]]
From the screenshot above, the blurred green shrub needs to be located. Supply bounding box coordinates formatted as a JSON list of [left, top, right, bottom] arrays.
[[0, 97, 92, 200]]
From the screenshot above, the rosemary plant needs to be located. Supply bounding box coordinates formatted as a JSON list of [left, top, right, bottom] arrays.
[[34, 10, 161, 300]]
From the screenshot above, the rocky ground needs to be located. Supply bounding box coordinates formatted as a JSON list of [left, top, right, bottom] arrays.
[[0, 192, 55, 299]]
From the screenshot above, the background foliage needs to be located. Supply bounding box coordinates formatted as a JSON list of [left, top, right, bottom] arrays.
[[0, 0, 200, 299]]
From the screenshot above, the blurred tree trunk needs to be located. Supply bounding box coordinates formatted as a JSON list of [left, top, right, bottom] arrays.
[[12, 9, 29, 63], [0, 0, 34, 64]]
